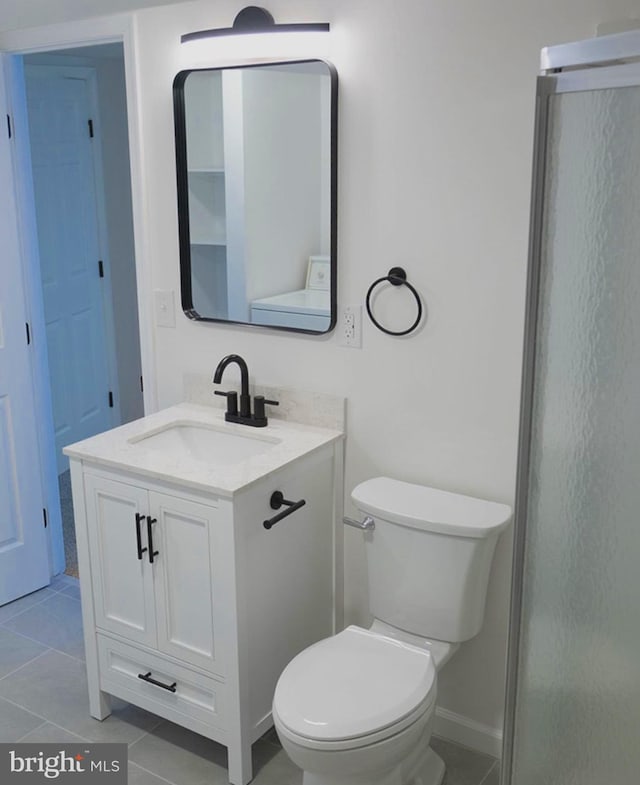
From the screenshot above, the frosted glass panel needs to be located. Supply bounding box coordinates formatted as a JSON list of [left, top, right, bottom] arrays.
[[512, 86, 640, 784]]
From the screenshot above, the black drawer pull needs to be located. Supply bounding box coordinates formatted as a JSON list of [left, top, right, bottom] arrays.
[[263, 491, 306, 529], [146, 516, 159, 563], [137, 671, 177, 692], [135, 513, 147, 560]]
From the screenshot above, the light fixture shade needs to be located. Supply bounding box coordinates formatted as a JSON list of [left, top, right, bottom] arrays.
[[181, 5, 330, 43]]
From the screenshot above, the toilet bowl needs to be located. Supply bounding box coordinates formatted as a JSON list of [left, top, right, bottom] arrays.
[[273, 626, 444, 785], [273, 477, 512, 785]]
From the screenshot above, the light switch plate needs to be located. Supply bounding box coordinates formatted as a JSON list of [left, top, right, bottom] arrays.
[[154, 290, 176, 328]]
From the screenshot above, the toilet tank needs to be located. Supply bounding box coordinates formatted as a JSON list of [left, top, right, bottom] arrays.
[[352, 478, 512, 643]]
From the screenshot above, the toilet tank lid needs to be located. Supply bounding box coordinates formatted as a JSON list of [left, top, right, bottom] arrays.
[[351, 477, 512, 538]]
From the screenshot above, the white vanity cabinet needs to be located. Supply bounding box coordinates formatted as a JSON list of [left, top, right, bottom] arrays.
[[67, 423, 341, 785], [83, 475, 225, 673]]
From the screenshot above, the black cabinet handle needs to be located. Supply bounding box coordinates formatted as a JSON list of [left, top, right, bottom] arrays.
[[138, 671, 176, 692], [146, 516, 159, 563], [135, 513, 147, 560], [263, 491, 306, 529]]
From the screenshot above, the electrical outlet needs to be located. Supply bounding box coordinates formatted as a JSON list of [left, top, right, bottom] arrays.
[[339, 305, 362, 348]]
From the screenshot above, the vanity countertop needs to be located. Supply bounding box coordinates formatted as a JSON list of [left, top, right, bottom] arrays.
[[63, 402, 343, 498]]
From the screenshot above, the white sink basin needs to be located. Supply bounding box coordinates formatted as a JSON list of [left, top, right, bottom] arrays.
[[129, 421, 280, 465]]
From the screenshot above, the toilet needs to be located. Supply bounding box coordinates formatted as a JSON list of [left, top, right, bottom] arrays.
[[273, 477, 512, 785]]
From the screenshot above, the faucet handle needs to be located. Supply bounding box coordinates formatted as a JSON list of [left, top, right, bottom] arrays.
[[214, 390, 238, 416], [252, 395, 279, 426]]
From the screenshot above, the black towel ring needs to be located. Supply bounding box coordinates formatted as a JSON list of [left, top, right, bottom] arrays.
[[365, 267, 423, 336]]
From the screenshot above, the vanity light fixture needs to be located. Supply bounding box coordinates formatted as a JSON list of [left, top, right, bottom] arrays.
[[180, 5, 330, 44]]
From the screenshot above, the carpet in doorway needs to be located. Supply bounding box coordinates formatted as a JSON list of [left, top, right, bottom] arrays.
[[59, 470, 79, 578]]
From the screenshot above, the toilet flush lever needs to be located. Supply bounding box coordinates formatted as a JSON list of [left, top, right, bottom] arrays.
[[343, 516, 375, 532]]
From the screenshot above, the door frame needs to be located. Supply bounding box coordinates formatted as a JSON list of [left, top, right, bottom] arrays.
[[0, 14, 157, 576]]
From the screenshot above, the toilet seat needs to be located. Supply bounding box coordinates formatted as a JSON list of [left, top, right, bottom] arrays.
[[273, 693, 434, 753], [273, 626, 437, 751]]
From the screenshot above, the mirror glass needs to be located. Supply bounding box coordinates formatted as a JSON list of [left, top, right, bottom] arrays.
[[173, 60, 337, 333]]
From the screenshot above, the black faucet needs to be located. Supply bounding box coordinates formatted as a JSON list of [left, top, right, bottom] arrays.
[[213, 354, 278, 427]]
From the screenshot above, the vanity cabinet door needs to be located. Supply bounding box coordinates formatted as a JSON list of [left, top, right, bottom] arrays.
[[84, 474, 157, 648], [149, 492, 224, 674]]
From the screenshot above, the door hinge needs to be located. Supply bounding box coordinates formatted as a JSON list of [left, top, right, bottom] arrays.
[[140, 375, 144, 393], [88, 118, 94, 138], [43, 508, 48, 528], [98, 260, 104, 278], [108, 391, 114, 408], [25, 322, 31, 345], [7, 114, 12, 139]]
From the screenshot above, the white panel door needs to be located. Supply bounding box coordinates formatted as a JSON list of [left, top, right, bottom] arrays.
[[84, 473, 156, 648], [0, 57, 50, 605], [25, 66, 114, 474], [150, 492, 222, 673]]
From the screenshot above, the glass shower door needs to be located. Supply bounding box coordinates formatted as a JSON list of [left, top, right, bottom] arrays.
[[505, 64, 640, 785]]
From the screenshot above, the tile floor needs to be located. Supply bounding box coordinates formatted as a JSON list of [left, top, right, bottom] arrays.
[[0, 575, 499, 785]]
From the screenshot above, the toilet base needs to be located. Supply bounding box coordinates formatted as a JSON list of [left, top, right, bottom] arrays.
[[411, 747, 445, 785], [301, 745, 445, 785]]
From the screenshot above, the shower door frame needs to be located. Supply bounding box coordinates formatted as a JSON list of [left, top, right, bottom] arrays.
[[502, 30, 640, 785]]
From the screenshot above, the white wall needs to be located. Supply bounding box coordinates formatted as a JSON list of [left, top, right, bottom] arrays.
[[5, 0, 640, 747], [129, 0, 640, 741]]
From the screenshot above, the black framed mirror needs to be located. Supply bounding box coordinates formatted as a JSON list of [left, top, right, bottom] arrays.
[[173, 59, 337, 334]]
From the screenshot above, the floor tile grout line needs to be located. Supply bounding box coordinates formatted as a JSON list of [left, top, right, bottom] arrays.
[[129, 760, 182, 785], [15, 718, 92, 745], [0, 586, 81, 627], [0, 693, 56, 728], [0, 689, 161, 748], [0, 625, 52, 652], [48, 646, 87, 665], [36, 718, 93, 743], [0, 648, 53, 683], [478, 760, 500, 785], [53, 584, 78, 593], [50, 588, 81, 602], [0, 595, 57, 625], [15, 720, 49, 743], [50, 584, 74, 593], [47, 586, 80, 610], [0, 624, 85, 666], [58, 588, 82, 599], [39, 645, 86, 665], [125, 716, 166, 749]]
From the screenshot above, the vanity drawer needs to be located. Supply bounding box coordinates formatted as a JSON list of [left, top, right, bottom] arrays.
[[97, 635, 228, 734]]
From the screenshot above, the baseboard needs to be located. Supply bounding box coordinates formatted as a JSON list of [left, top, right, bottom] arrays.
[[252, 711, 273, 743], [433, 707, 503, 759]]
